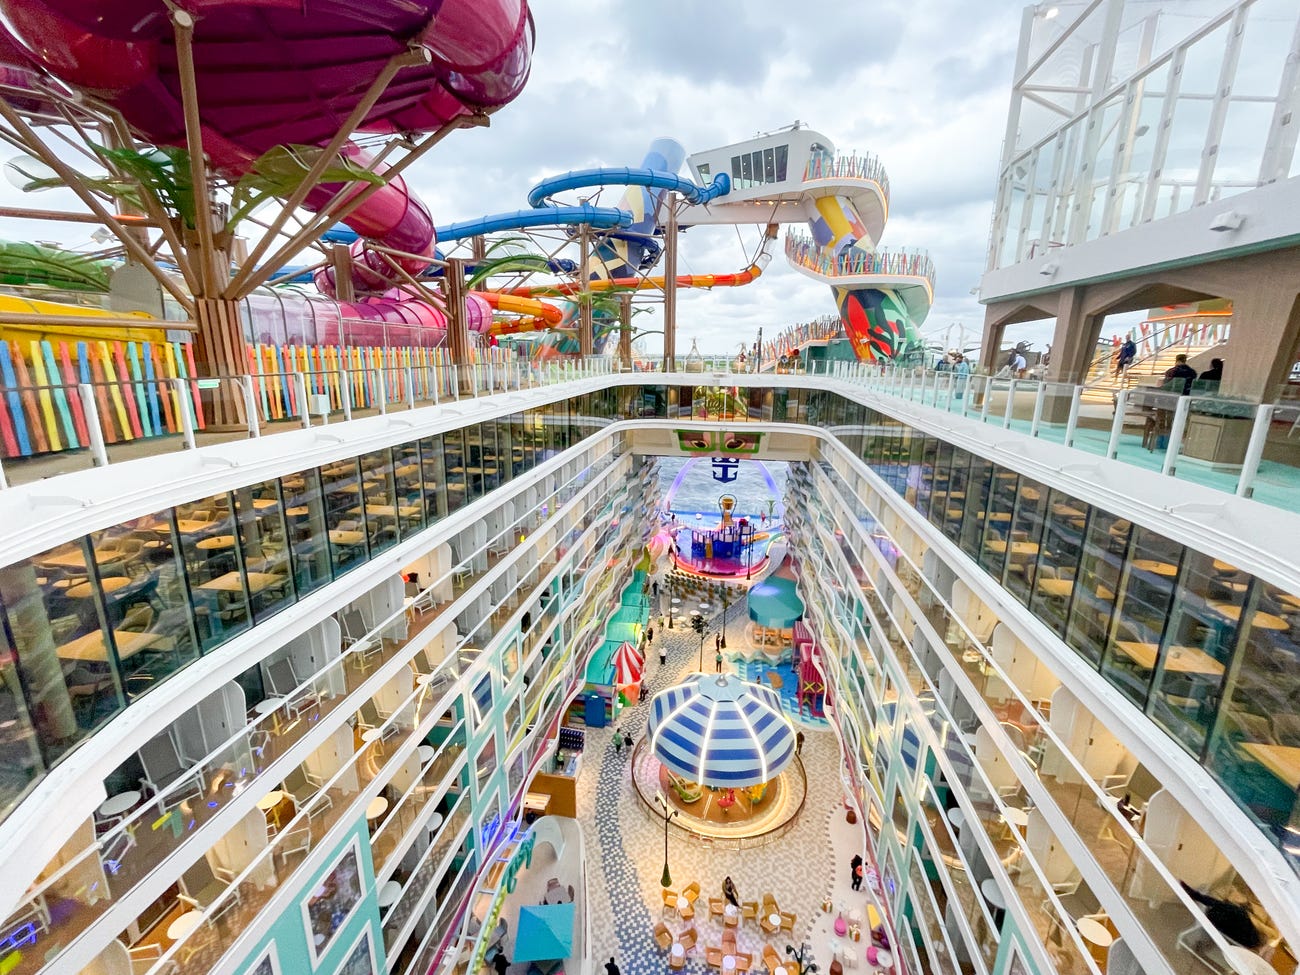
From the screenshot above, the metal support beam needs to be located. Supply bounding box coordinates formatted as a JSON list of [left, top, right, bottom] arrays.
[[578, 225, 593, 357], [227, 47, 428, 295], [171, 10, 222, 297], [663, 192, 678, 372], [0, 100, 196, 314], [619, 294, 633, 370]]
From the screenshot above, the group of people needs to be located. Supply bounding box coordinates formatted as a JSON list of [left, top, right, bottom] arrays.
[[1163, 354, 1224, 395]]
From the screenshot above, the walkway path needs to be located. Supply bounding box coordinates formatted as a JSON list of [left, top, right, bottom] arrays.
[[573, 592, 885, 974]]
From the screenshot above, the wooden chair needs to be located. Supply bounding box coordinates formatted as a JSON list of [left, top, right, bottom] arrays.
[[760, 892, 778, 914], [679, 926, 698, 952], [662, 887, 680, 916], [678, 895, 695, 920], [706, 947, 723, 969], [654, 922, 673, 950], [741, 900, 758, 922], [681, 881, 701, 907], [780, 911, 796, 934], [735, 952, 753, 972], [762, 945, 783, 972], [723, 908, 739, 928], [669, 953, 686, 971], [760, 913, 780, 935], [709, 897, 726, 918]]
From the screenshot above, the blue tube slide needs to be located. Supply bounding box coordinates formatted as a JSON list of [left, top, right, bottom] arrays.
[[525, 167, 731, 209]]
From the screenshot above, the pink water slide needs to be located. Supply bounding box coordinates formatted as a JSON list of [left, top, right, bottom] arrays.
[[0, 0, 533, 344]]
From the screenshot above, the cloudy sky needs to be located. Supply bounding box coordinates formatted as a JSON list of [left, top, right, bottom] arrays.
[[0, 0, 1077, 356]]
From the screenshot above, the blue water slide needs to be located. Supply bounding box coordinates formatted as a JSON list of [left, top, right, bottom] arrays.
[[525, 167, 731, 209]]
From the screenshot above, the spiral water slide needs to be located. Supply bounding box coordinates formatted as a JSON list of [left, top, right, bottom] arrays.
[[0, 0, 535, 347]]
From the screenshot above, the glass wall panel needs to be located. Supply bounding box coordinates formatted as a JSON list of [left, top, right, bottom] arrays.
[[916, 436, 938, 520], [319, 458, 368, 574], [442, 429, 468, 513], [1066, 512, 1128, 666], [359, 448, 399, 555], [0, 616, 42, 811], [177, 492, 251, 648], [283, 468, 331, 595], [1101, 526, 1182, 709], [1026, 488, 1086, 637], [233, 481, 294, 622], [1209, 577, 1300, 850], [977, 468, 1019, 579], [418, 434, 448, 522], [1003, 476, 1048, 603], [1148, 550, 1241, 752], [941, 448, 970, 545], [4, 539, 122, 764], [958, 455, 993, 560], [393, 441, 426, 538]]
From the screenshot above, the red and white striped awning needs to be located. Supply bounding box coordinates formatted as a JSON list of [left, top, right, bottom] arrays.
[[613, 641, 644, 685]]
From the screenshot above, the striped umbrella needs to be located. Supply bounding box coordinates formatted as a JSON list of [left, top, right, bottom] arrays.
[[647, 674, 796, 787], [612, 641, 644, 685]]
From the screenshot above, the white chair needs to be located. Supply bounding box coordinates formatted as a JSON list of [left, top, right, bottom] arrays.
[[265, 658, 319, 722], [178, 856, 240, 926], [340, 608, 369, 647], [138, 733, 205, 811]]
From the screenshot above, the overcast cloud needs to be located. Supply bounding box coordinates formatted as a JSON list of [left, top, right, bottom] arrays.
[[0, 1, 1087, 356]]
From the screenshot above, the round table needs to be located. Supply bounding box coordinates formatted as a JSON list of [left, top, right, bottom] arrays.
[[1076, 917, 1113, 949], [768, 913, 781, 928], [361, 728, 384, 745], [254, 697, 286, 731], [378, 880, 402, 908], [426, 811, 444, 834], [979, 879, 1006, 909], [365, 796, 389, 821], [722, 955, 736, 973], [946, 807, 965, 829], [256, 790, 287, 812], [97, 790, 141, 824], [1224, 946, 1275, 975], [724, 903, 738, 918], [671, 944, 685, 961], [197, 535, 236, 551], [1002, 807, 1029, 829], [417, 744, 436, 763], [68, 577, 131, 599], [167, 910, 204, 941], [774, 968, 787, 975]]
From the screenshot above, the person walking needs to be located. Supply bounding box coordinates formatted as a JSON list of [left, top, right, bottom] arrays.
[[715, 632, 722, 652], [646, 625, 654, 645], [715, 648, 724, 673], [1117, 336, 1137, 374], [623, 731, 632, 752], [652, 580, 659, 600], [660, 645, 667, 667], [796, 730, 805, 755], [850, 853, 864, 891], [723, 876, 740, 908], [605, 958, 620, 975], [493, 953, 510, 975], [611, 733, 622, 758]]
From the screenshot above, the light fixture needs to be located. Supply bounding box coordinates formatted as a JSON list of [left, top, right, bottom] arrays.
[[1209, 210, 1244, 232], [1039, 260, 1060, 277], [1044, 5, 1059, 18]]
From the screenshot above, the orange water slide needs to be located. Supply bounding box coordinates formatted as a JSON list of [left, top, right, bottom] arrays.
[[501, 256, 771, 299]]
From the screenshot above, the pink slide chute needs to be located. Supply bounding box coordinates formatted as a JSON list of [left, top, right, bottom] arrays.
[[0, 0, 534, 344]]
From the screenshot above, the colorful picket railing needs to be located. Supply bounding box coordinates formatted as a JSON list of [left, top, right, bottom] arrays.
[[0, 337, 201, 459], [0, 339, 519, 460]]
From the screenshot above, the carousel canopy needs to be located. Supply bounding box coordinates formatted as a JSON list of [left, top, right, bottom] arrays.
[[747, 576, 803, 629], [647, 674, 796, 787], [612, 641, 644, 685]]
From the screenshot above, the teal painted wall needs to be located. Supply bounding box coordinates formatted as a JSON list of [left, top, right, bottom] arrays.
[[232, 818, 384, 975]]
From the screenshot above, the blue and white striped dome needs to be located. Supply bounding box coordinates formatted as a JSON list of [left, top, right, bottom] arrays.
[[647, 674, 796, 787]]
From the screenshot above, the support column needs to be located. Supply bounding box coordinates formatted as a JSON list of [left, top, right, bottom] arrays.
[[330, 244, 355, 303], [1046, 286, 1102, 386], [619, 294, 633, 370], [663, 192, 679, 372], [445, 258, 474, 389], [1218, 284, 1300, 401], [978, 308, 1009, 375], [578, 226, 593, 357], [194, 297, 249, 428]]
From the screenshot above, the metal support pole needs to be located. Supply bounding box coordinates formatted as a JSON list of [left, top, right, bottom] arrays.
[[405, 365, 416, 409], [663, 192, 679, 372], [1236, 404, 1275, 498], [78, 385, 108, 465], [1107, 389, 1128, 459], [1162, 395, 1192, 476], [168, 378, 197, 451], [375, 367, 388, 414], [1002, 380, 1018, 428], [1029, 382, 1047, 437], [1063, 385, 1083, 447], [240, 375, 261, 438], [341, 368, 353, 420], [294, 372, 311, 429], [578, 225, 593, 357]]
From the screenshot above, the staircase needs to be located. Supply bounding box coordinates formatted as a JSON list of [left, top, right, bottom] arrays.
[[1081, 320, 1229, 404]]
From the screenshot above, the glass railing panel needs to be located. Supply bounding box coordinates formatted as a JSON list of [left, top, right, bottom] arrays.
[[1036, 383, 1076, 446], [1169, 393, 1257, 496], [1243, 398, 1300, 509]]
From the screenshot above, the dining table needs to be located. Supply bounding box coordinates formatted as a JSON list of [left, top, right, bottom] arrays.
[[56, 628, 164, 663], [1113, 641, 1225, 676]]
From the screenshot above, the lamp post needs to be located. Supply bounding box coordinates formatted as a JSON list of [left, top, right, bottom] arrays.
[[742, 520, 756, 580], [691, 611, 706, 672], [668, 571, 677, 629], [720, 584, 729, 649], [786, 941, 819, 975], [654, 791, 680, 888]]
